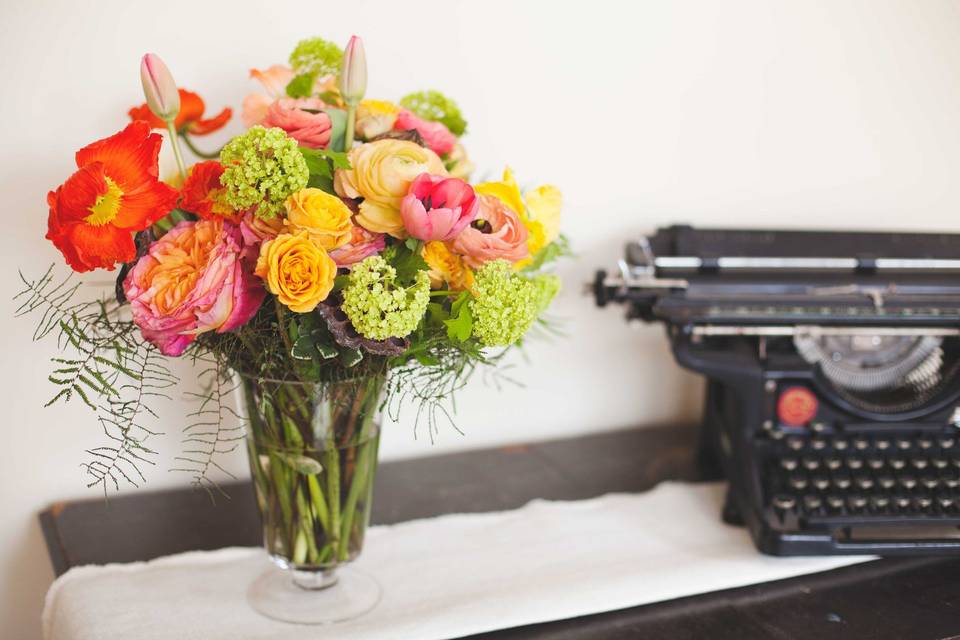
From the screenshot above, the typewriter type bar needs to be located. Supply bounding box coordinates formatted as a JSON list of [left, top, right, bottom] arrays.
[[595, 225, 960, 556]]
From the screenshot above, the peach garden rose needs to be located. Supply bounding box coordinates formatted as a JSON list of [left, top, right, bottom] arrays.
[[123, 219, 265, 356], [255, 231, 337, 312]]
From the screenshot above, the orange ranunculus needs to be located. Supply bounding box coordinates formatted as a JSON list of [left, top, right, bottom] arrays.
[[128, 88, 231, 135], [179, 161, 242, 224], [46, 121, 180, 272]]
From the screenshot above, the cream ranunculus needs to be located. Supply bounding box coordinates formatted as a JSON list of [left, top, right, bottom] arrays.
[[355, 100, 399, 140], [334, 139, 446, 238], [254, 231, 337, 313], [284, 188, 353, 250]]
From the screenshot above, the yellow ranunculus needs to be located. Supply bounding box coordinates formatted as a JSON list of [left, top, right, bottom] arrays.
[[422, 241, 474, 291], [284, 188, 353, 250], [255, 231, 336, 313], [355, 100, 399, 140], [334, 139, 446, 238], [475, 167, 562, 267], [524, 185, 562, 245]]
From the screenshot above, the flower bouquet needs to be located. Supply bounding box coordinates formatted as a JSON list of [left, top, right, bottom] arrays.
[[17, 35, 566, 623]]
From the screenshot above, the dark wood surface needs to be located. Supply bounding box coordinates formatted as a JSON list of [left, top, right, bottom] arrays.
[[39, 426, 960, 640]]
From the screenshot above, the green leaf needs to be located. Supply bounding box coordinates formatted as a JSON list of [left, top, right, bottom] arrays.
[[444, 292, 474, 342], [307, 173, 335, 194], [385, 241, 429, 284], [316, 343, 338, 359], [286, 72, 316, 99], [340, 347, 363, 368], [291, 335, 316, 361], [414, 351, 440, 366], [323, 107, 348, 152], [278, 453, 324, 475]]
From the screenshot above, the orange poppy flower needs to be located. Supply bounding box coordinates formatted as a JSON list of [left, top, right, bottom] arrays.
[[128, 88, 232, 135], [46, 121, 179, 272], [179, 160, 243, 224]]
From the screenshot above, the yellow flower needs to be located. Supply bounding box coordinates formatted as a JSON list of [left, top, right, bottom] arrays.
[[355, 100, 399, 140], [255, 231, 336, 313], [284, 188, 353, 250], [524, 185, 562, 245], [422, 241, 474, 291], [475, 167, 562, 267], [334, 139, 446, 238]]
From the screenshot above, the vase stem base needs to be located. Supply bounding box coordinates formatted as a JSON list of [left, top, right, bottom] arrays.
[[248, 564, 381, 624]]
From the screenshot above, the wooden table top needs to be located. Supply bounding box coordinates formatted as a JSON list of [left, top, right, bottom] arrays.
[[39, 426, 960, 640]]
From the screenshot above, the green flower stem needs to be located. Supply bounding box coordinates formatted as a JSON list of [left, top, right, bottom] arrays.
[[181, 132, 222, 159], [164, 119, 188, 182], [325, 446, 342, 558], [344, 102, 357, 151], [338, 437, 373, 560], [307, 474, 331, 532]]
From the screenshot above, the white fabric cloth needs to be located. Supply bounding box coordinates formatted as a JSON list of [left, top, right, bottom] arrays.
[[42, 482, 874, 640]]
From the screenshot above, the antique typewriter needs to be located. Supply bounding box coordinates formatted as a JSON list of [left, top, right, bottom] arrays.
[[594, 225, 960, 555]]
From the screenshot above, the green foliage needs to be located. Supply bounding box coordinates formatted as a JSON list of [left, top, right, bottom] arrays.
[[382, 240, 429, 284], [444, 292, 473, 342], [300, 145, 350, 194], [286, 73, 316, 99], [289, 37, 343, 78], [399, 90, 468, 136], [521, 233, 573, 273]]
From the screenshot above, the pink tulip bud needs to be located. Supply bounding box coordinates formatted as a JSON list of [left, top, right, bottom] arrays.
[[339, 36, 367, 105], [140, 53, 180, 122]]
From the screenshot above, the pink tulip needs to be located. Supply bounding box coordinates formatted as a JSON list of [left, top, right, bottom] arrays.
[[261, 98, 333, 149], [400, 173, 479, 242], [394, 109, 457, 156], [339, 36, 367, 105], [140, 53, 180, 122]]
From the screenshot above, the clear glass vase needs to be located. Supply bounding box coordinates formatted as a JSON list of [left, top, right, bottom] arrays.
[[238, 373, 386, 624]]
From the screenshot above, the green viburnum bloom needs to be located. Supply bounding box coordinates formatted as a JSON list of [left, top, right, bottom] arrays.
[[469, 261, 560, 347], [219, 126, 309, 219], [399, 90, 468, 136], [342, 256, 430, 340], [289, 37, 343, 77]]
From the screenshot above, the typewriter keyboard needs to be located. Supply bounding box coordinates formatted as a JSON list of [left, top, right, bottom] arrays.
[[763, 431, 960, 524]]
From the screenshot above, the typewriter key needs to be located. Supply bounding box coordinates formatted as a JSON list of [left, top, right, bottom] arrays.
[[944, 476, 960, 489], [914, 496, 933, 510], [952, 458, 960, 469], [811, 438, 827, 451], [802, 457, 820, 471], [939, 437, 955, 449], [899, 475, 917, 490], [853, 438, 870, 451], [875, 438, 891, 451], [826, 495, 845, 511], [871, 496, 890, 510], [938, 497, 954, 509], [772, 494, 796, 511], [832, 438, 849, 451], [787, 436, 805, 451], [922, 476, 939, 490], [780, 458, 799, 471], [878, 475, 896, 489], [803, 495, 822, 510], [812, 475, 830, 490], [855, 475, 874, 490], [911, 458, 929, 470], [896, 438, 912, 451], [918, 438, 934, 450], [890, 458, 907, 470], [846, 457, 863, 470], [789, 474, 808, 491], [826, 457, 843, 470], [894, 495, 912, 510], [848, 495, 868, 510], [867, 457, 884, 470], [833, 474, 852, 490], [933, 458, 949, 469]]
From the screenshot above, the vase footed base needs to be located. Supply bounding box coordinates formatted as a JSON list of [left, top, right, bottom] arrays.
[[247, 564, 381, 624]]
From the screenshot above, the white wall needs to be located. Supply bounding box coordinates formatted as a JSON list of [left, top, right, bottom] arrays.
[[3, 0, 960, 635]]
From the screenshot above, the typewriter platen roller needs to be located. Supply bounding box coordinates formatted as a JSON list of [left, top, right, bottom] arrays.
[[595, 225, 960, 555]]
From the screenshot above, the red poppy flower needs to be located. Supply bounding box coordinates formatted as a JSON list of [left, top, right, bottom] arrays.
[[46, 121, 179, 272], [179, 160, 243, 224], [128, 89, 232, 135]]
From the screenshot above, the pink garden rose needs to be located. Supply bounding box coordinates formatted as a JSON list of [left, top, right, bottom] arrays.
[[451, 195, 530, 269], [261, 98, 332, 149], [400, 173, 478, 242], [394, 109, 457, 156], [329, 225, 386, 266], [123, 219, 265, 356]]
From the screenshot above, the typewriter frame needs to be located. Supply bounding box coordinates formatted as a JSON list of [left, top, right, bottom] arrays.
[[596, 226, 960, 556]]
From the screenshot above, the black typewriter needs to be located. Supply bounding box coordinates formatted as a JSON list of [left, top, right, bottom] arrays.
[[594, 225, 960, 555]]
